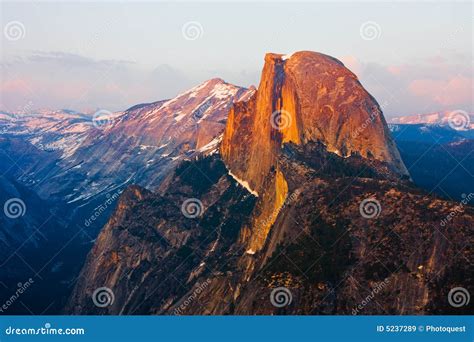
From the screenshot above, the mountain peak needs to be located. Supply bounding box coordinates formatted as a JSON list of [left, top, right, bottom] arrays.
[[203, 77, 226, 85], [220, 50, 409, 253], [265, 50, 345, 67], [222, 50, 408, 193]]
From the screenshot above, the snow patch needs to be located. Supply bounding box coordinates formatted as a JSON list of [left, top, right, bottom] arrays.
[[174, 112, 186, 122], [227, 169, 259, 197], [198, 135, 222, 153]]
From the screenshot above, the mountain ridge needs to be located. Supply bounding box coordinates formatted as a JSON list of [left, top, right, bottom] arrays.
[[65, 51, 473, 316]]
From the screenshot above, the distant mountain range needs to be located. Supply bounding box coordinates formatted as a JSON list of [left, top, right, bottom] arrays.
[[0, 51, 472, 315], [389, 111, 474, 129]]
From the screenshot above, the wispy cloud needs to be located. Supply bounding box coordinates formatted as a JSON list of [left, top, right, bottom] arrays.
[[0, 51, 195, 113]]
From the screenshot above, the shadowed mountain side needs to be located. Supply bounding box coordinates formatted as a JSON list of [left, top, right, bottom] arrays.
[[67, 146, 473, 315]]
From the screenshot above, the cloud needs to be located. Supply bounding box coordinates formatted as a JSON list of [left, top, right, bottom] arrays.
[[26, 51, 135, 68], [339, 53, 473, 116], [0, 51, 195, 112], [340, 55, 363, 76], [409, 75, 472, 107], [1, 51, 471, 116]]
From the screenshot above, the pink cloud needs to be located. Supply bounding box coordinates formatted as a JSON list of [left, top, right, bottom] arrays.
[[1, 79, 32, 94], [408, 75, 472, 106], [387, 65, 402, 76], [340, 55, 363, 76]]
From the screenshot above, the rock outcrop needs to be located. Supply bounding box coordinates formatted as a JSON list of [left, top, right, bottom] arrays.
[[67, 52, 472, 316], [221, 51, 408, 193], [221, 51, 408, 252]]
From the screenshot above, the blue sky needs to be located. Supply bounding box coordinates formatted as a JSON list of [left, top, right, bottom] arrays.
[[1, 1, 472, 117]]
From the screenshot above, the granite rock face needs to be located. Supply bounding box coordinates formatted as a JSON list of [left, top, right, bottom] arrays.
[[67, 148, 473, 315], [221, 51, 408, 194], [67, 52, 472, 315], [221, 51, 408, 253]]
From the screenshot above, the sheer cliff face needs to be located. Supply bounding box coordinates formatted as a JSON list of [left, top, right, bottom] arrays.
[[221, 51, 407, 194], [221, 51, 408, 253]]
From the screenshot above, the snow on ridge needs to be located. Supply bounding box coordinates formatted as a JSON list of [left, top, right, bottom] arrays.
[[388, 111, 474, 126], [198, 134, 223, 153], [173, 111, 187, 122], [166, 78, 224, 105], [227, 169, 259, 197], [210, 82, 240, 100]]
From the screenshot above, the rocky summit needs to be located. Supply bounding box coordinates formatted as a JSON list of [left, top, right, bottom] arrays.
[[67, 51, 473, 315]]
